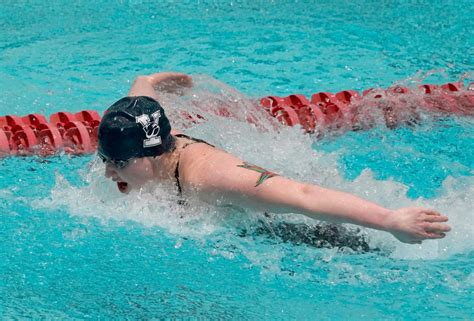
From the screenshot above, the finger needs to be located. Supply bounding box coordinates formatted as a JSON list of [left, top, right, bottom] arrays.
[[426, 223, 451, 233], [424, 232, 446, 239], [423, 209, 442, 216], [423, 215, 449, 223]]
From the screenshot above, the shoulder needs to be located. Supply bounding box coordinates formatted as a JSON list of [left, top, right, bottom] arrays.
[[179, 139, 221, 165], [178, 143, 242, 186]]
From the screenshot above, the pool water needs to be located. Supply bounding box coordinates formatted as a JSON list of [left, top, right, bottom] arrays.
[[1, 1, 473, 319]]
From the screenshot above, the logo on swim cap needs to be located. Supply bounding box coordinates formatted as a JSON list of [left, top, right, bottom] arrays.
[[135, 110, 162, 148]]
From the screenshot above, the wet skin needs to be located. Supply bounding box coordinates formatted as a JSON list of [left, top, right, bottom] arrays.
[[105, 157, 154, 194]]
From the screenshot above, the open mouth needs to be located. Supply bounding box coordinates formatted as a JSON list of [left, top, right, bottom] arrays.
[[117, 181, 129, 193]]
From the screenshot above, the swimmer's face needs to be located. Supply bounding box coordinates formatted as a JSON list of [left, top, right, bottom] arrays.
[[104, 157, 154, 193]]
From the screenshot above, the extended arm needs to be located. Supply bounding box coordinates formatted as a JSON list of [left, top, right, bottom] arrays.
[[181, 147, 451, 244]]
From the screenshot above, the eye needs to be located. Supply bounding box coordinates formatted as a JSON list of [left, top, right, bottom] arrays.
[[115, 160, 130, 169]]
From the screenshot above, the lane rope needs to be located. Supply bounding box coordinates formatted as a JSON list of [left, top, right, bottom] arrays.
[[0, 82, 472, 157]]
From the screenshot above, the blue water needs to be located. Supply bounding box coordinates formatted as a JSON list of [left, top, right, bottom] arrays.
[[1, 1, 473, 319]]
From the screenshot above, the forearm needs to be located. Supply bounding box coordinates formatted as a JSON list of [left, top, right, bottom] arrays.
[[264, 183, 450, 243], [127, 76, 160, 99], [128, 72, 192, 98], [244, 179, 393, 231], [292, 184, 392, 231], [146, 72, 178, 86]]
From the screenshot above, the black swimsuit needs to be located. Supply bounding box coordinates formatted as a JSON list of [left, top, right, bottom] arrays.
[[173, 134, 214, 194]]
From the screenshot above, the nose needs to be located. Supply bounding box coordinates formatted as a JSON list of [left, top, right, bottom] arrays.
[[105, 163, 118, 179]]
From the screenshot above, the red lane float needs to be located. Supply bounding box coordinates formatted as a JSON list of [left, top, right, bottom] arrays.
[[0, 109, 98, 157], [0, 81, 472, 158], [75, 110, 101, 128], [22, 114, 49, 128], [36, 123, 64, 156], [261, 81, 473, 133], [0, 129, 11, 155], [63, 121, 94, 154], [11, 124, 38, 154], [50, 112, 77, 128]]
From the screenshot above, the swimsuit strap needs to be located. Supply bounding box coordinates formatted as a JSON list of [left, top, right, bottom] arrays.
[[174, 134, 215, 148], [174, 134, 214, 194]]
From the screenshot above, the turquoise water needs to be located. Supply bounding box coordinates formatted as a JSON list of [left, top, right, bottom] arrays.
[[1, 1, 473, 319]]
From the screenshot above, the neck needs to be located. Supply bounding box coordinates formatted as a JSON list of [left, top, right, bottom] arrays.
[[151, 152, 176, 180], [149, 136, 183, 181]]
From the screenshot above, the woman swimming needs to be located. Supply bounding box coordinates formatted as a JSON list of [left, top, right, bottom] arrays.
[[97, 72, 451, 245]]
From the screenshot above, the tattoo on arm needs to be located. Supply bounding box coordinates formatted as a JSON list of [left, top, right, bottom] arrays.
[[237, 162, 279, 187]]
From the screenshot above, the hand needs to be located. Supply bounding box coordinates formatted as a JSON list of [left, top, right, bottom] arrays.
[[386, 207, 451, 244], [148, 72, 193, 94]]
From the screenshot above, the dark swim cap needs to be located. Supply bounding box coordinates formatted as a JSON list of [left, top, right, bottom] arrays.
[[98, 96, 174, 161]]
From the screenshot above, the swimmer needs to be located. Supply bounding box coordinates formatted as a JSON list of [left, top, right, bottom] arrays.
[[98, 72, 451, 245]]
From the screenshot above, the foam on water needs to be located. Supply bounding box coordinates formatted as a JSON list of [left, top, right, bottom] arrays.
[[32, 77, 473, 268]]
